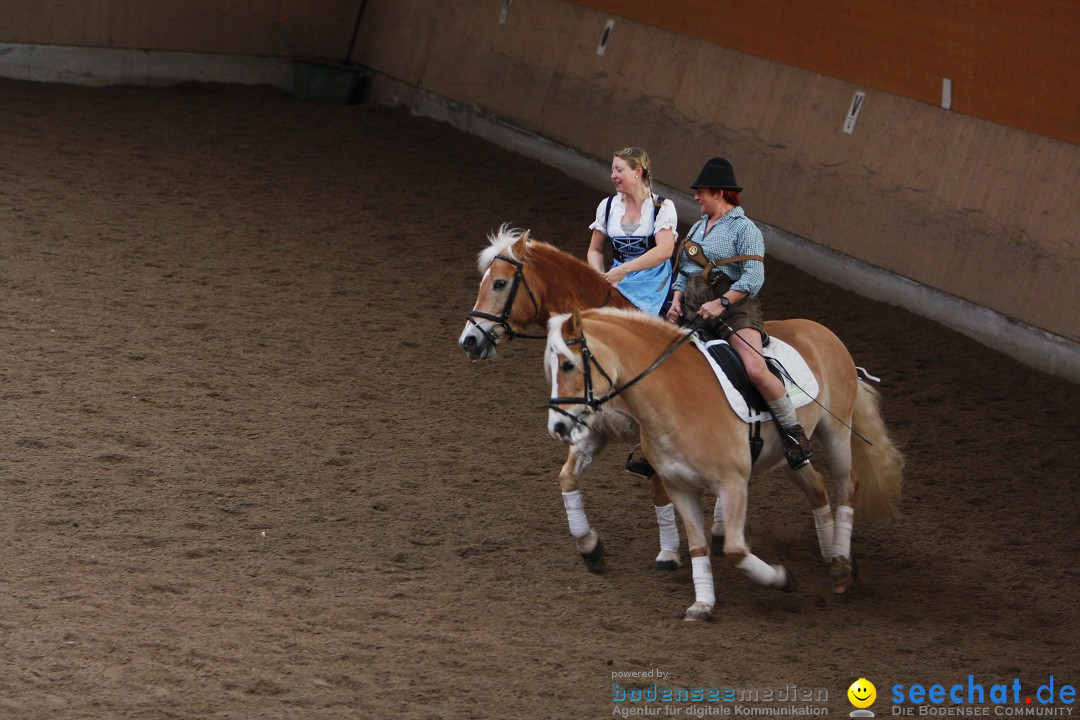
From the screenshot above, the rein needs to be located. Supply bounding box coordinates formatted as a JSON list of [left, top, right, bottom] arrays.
[[465, 253, 548, 342], [549, 318, 703, 427]]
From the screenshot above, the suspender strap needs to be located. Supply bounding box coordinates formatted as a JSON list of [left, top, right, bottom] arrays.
[[682, 239, 764, 285]]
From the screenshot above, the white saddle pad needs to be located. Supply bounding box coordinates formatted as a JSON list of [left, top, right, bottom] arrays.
[[690, 335, 819, 423]]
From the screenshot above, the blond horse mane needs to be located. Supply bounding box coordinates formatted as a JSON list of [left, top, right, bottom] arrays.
[[477, 224, 526, 272], [478, 227, 635, 318]]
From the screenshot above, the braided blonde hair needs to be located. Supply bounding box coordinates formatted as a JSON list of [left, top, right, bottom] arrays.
[[614, 147, 654, 195]]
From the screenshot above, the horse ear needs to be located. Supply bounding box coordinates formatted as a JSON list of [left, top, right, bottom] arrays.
[[570, 308, 582, 334], [512, 229, 530, 258]]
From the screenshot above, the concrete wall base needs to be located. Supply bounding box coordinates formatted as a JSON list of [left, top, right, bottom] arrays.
[[0, 42, 294, 91], [371, 72, 1080, 385]]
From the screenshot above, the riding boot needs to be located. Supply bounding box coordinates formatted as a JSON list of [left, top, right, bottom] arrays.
[[781, 423, 813, 469], [625, 449, 655, 477], [767, 394, 813, 469]]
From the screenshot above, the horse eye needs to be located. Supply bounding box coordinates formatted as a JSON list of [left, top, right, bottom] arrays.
[[561, 360, 575, 373], [492, 279, 508, 290]]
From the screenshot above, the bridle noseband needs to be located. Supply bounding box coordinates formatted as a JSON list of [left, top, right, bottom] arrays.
[[465, 254, 547, 343]]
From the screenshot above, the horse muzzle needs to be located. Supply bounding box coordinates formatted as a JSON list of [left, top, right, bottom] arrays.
[[548, 408, 590, 445], [458, 323, 497, 361]]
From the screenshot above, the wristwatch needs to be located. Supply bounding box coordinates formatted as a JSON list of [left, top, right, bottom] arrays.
[[720, 296, 731, 308]]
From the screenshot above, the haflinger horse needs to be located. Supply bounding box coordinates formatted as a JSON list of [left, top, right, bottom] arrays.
[[458, 226, 684, 573], [546, 307, 903, 621]]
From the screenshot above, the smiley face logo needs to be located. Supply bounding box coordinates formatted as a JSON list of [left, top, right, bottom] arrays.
[[848, 678, 877, 708]]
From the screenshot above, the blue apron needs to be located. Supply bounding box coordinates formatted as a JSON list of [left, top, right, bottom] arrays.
[[605, 195, 675, 316]]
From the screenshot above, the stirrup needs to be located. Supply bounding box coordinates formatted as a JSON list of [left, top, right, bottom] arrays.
[[782, 424, 813, 470], [625, 447, 655, 477]]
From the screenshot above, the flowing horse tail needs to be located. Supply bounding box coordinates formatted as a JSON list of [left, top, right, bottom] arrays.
[[850, 380, 905, 523]]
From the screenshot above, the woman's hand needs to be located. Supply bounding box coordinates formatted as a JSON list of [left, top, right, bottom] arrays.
[[698, 298, 721, 319], [665, 298, 682, 323], [602, 266, 628, 285]]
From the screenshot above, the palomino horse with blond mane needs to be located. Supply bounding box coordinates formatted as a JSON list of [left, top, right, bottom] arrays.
[[546, 308, 903, 621], [459, 226, 683, 573]]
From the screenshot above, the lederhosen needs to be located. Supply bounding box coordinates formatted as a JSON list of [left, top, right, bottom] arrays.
[[676, 233, 766, 341]]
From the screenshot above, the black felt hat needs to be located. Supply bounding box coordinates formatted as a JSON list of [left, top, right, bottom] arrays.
[[690, 157, 742, 192]]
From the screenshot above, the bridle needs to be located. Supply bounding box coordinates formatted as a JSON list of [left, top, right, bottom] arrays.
[[464, 254, 548, 343], [548, 324, 698, 431]]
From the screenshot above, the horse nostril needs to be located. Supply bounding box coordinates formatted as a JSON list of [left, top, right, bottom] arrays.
[[553, 421, 566, 437], [461, 335, 476, 350]]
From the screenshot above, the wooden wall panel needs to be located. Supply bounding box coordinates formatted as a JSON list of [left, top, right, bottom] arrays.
[[354, 0, 1080, 343], [566, 0, 1080, 145]]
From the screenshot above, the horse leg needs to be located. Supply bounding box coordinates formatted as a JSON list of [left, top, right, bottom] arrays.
[[817, 420, 859, 593], [558, 442, 605, 573], [719, 476, 796, 594], [782, 462, 834, 561], [710, 492, 725, 554], [663, 482, 714, 622], [650, 474, 681, 571]]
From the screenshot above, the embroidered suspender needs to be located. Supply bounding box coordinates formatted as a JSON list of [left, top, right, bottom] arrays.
[[681, 238, 764, 286]]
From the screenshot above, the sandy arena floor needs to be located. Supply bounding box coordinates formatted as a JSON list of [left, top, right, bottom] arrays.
[[0, 79, 1077, 719]]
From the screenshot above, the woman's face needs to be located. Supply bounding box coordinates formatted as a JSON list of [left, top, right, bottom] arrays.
[[610, 157, 642, 194], [694, 187, 724, 217]]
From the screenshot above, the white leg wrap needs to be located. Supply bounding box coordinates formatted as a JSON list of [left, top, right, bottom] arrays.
[[561, 490, 591, 539], [655, 503, 680, 553], [813, 505, 834, 561], [736, 554, 781, 587], [691, 556, 715, 608], [833, 504, 854, 559]]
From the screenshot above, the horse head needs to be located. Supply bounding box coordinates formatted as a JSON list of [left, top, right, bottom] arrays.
[[545, 310, 620, 445], [459, 226, 542, 360]]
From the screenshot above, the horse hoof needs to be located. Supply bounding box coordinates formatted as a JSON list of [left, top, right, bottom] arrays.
[[581, 539, 605, 574], [830, 555, 854, 593], [654, 549, 681, 572], [777, 566, 797, 592], [683, 603, 713, 622]]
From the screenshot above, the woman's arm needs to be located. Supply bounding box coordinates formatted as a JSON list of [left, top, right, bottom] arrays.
[[587, 229, 608, 274]]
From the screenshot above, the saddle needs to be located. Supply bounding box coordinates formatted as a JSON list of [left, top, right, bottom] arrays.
[[698, 330, 782, 413], [691, 330, 819, 465]]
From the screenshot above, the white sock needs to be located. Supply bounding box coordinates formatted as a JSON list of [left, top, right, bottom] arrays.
[[767, 394, 798, 428]]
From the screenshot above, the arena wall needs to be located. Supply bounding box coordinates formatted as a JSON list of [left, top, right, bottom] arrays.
[[348, 0, 1080, 377], [0, 1, 358, 59], [1, 0, 1077, 381]]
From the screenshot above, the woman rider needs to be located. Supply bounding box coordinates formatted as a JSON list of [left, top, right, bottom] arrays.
[[588, 147, 678, 317], [666, 157, 813, 469], [587, 147, 679, 479]]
